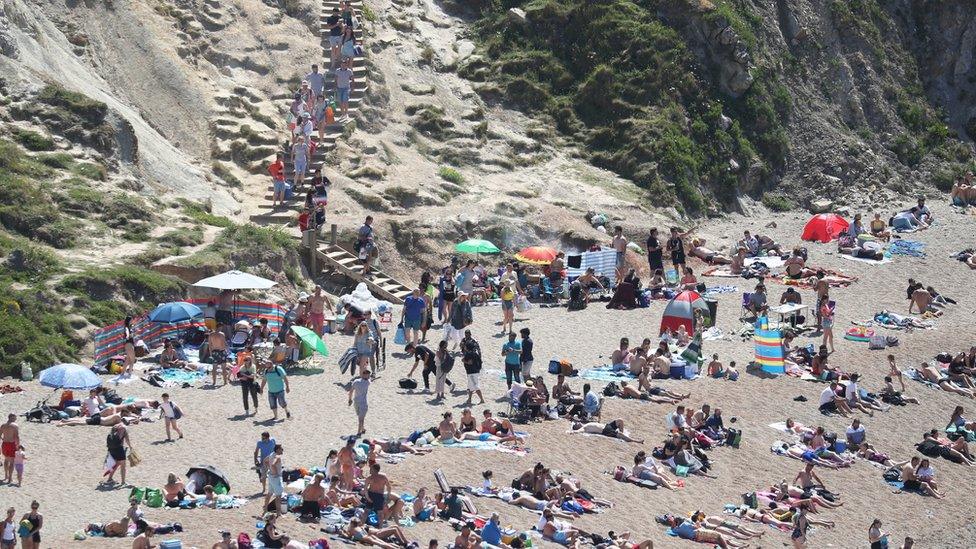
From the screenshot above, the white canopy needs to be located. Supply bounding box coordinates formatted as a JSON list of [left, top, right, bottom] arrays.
[[192, 270, 277, 291], [339, 283, 392, 314]]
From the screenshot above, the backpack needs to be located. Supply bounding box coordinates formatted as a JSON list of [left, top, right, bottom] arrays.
[[741, 491, 758, 509], [548, 360, 561, 375], [602, 382, 619, 397], [868, 334, 887, 350], [882, 468, 900, 482], [398, 378, 418, 390]]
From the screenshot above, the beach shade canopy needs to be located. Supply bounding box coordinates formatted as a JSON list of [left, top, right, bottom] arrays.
[[38, 363, 101, 390], [192, 270, 277, 291], [186, 464, 230, 492], [660, 290, 710, 335], [148, 301, 202, 324], [455, 239, 500, 254], [753, 317, 785, 374], [290, 326, 329, 357], [801, 214, 849, 243], [514, 246, 558, 265]]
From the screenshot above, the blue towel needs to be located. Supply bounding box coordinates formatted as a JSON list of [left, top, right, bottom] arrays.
[[889, 240, 926, 258], [159, 369, 206, 384]]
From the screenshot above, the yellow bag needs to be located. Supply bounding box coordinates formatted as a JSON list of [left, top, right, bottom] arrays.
[[502, 288, 515, 301], [128, 449, 142, 468]]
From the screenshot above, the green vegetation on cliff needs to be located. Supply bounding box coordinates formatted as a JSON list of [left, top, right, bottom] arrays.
[[463, 0, 790, 212]]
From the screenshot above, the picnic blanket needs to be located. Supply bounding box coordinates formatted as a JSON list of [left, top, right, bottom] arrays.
[[888, 239, 926, 258]]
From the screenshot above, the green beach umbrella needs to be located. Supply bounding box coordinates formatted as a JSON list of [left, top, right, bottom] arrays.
[[290, 326, 329, 357], [454, 239, 500, 254]]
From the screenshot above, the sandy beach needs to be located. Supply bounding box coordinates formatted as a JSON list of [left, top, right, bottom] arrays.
[[1, 201, 975, 548]]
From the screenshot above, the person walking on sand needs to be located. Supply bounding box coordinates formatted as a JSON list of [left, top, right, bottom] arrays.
[[263, 444, 285, 516], [254, 432, 277, 494], [19, 501, 41, 549], [520, 328, 534, 380], [208, 328, 229, 387], [104, 424, 132, 486], [461, 330, 484, 405], [308, 286, 332, 336], [502, 332, 522, 389], [159, 393, 184, 442], [2, 507, 17, 549], [0, 414, 20, 484], [820, 298, 836, 353], [260, 361, 291, 421], [348, 368, 371, 436]]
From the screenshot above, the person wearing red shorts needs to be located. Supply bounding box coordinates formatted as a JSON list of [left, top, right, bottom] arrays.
[[0, 414, 20, 484]]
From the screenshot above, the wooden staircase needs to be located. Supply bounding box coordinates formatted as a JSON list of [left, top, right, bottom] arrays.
[[248, 0, 412, 304], [315, 244, 413, 304]]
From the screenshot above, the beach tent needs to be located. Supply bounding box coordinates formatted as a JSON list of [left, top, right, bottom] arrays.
[[186, 464, 230, 494], [753, 317, 785, 374], [192, 270, 277, 291], [660, 291, 710, 335], [801, 214, 849, 243]]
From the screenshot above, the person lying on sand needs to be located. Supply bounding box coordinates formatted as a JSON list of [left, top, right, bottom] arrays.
[[538, 508, 583, 546], [857, 442, 895, 467], [56, 404, 146, 427], [730, 505, 793, 530], [342, 517, 411, 549], [689, 511, 765, 540], [630, 452, 677, 490], [919, 362, 975, 399], [838, 238, 884, 261], [770, 481, 843, 509], [570, 420, 643, 443], [689, 239, 732, 265], [366, 437, 432, 456], [632, 376, 689, 403], [917, 430, 975, 465], [660, 515, 749, 549], [505, 491, 577, 519], [776, 442, 849, 469], [784, 418, 815, 438]]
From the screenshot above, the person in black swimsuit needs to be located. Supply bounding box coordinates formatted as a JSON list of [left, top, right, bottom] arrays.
[[666, 227, 690, 275], [440, 268, 457, 323], [21, 501, 42, 549], [646, 228, 664, 274]]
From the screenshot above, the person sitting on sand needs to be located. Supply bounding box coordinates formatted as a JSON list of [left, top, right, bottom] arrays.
[[919, 362, 975, 398], [908, 287, 941, 315], [880, 376, 919, 406], [689, 239, 732, 265], [869, 213, 891, 241], [159, 340, 188, 369], [706, 354, 726, 378], [570, 420, 643, 443], [610, 338, 632, 372], [747, 283, 768, 316], [647, 269, 666, 297], [437, 412, 459, 443], [948, 405, 976, 432], [729, 247, 748, 276], [679, 267, 698, 290], [538, 508, 582, 546], [756, 234, 783, 256], [784, 248, 816, 279], [162, 472, 186, 506], [891, 208, 928, 231], [551, 374, 580, 405], [897, 456, 944, 498]]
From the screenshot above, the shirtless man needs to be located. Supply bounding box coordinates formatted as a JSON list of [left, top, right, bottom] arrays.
[[455, 522, 482, 549], [364, 463, 392, 522], [729, 247, 747, 275], [908, 287, 940, 316], [0, 415, 19, 483], [793, 463, 828, 494], [367, 437, 432, 456], [611, 337, 631, 371], [337, 438, 357, 489], [900, 456, 944, 498], [438, 412, 459, 443], [213, 530, 239, 549], [689, 238, 732, 264], [208, 328, 229, 387], [920, 362, 975, 398], [131, 521, 154, 549], [628, 348, 648, 376], [300, 474, 327, 521], [263, 445, 285, 516], [308, 286, 332, 336], [576, 268, 604, 302], [650, 349, 671, 378]]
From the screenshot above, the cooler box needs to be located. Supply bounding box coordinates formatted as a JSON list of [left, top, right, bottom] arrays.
[[669, 363, 684, 380]]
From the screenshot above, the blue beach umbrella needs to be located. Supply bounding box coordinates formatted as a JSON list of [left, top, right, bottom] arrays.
[[148, 301, 203, 323], [38, 363, 102, 390]]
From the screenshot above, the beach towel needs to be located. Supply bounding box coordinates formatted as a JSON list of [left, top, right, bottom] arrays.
[[838, 254, 892, 265], [888, 239, 926, 258], [158, 369, 206, 384], [579, 366, 637, 382], [702, 285, 739, 296], [429, 438, 529, 456], [904, 368, 941, 390], [701, 267, 739, 278], [745, 256, 786, 269]]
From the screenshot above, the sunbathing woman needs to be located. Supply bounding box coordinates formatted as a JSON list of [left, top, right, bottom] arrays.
[[343, 517, 410, 549], [948, 406, 976, 432], [664, 516, 749, 549], [690, 511, 764, 540], [919, 362, 976, 398], [438, 412, 459, 443], [784, 418, 815, 438], [689, 238, 732, 264], [732, 505, 793, 530], [570, 419, 643, 443], [367, 437, 432, 456], [631, 454, 676, 490], [507, 491, 577, 519], [773, 481, 843, 509], [604, 530, 655, 549], [617, 381, 681, 404], [56, 404, 143, 427], [777, 443, 847, 469]]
